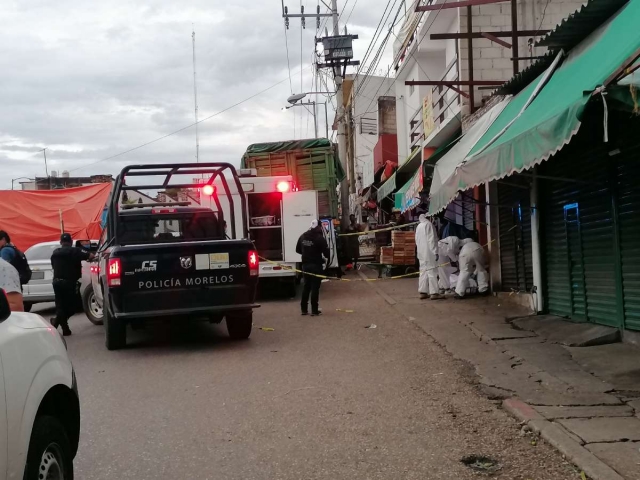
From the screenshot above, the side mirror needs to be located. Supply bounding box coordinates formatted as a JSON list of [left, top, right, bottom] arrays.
[[0, 290, 11, 322]]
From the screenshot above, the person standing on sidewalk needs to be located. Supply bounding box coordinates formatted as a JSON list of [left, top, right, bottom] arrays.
[[345, 214, 362, 269], [50, 233, 94, 335], [296, 220, 330, 316], [416, 215, 444, 300]]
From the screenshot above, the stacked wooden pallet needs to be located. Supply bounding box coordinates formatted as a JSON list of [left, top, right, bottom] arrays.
[[379, 232, 416, 265]]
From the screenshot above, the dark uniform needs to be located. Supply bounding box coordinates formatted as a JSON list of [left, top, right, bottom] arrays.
[[296, 223, 330, 316], [51, 233, 91, 335]]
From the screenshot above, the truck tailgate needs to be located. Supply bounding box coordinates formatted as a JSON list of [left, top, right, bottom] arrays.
[[111, 240, 257, 316]]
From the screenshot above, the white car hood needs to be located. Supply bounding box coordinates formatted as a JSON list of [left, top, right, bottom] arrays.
[[7, 312, 52, 330]]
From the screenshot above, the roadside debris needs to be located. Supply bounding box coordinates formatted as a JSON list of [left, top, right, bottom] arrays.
[[460, 455, 501, 473], [258, 327, 275, 332], [336, 308, 355, 313], [365, 324, 377, 329]]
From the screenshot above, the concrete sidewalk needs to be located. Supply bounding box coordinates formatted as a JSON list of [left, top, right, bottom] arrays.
[[358, 268, 640, 480]]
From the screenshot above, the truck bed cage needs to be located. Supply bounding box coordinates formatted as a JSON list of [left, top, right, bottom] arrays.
[[109, 163, 248, 242]]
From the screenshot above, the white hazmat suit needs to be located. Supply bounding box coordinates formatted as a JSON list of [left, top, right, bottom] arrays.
[[437, 237, 461, 291], [415, 215, 439, 296], [456, 240, 489, 297]]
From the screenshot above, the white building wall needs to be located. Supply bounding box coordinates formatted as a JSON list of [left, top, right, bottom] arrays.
[[350, 75, 394, 181], [459, 0, 588, 112]]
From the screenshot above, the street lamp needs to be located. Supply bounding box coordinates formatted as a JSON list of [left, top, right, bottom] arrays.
[[11, 177, 34, 190], [284, 92, 332, 139]]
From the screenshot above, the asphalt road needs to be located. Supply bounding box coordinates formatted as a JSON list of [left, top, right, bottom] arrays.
[[36, 277, 581, 479]]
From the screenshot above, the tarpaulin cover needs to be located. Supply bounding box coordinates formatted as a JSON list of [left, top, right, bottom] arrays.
[[429, 0, 640, 214], [244, 138, 332, 154], [242, 138, 346, 182], [0, 183, 111, 251]]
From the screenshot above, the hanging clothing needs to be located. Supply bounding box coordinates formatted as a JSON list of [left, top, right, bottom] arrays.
[[456, 241, 489, 297], [415, 215, 439, 295]]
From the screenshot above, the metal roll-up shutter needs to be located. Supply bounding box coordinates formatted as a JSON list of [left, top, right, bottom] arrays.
[[616, 142, 640, 331], [541, 142, 618, 326], [498, 179, 533, 293]]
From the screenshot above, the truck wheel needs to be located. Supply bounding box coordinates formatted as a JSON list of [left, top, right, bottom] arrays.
[[24, 415, 74, 480], [226, 312, 253, 340], [104, 306, 126, 350], [82, 286, 104, 326]]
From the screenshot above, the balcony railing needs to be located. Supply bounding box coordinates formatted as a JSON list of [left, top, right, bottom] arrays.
[[431, 57, 462, 130]]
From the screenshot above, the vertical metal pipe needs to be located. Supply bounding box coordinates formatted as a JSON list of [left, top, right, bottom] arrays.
[[530, 170, 543, 313], [466, 5, 475, 113], [511, 0, 519, 74]]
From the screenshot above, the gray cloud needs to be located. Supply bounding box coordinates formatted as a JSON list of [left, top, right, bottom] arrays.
[[0, 0, 396, 188]]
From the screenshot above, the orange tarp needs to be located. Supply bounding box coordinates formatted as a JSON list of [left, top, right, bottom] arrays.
[[0, 183, 111, 251]]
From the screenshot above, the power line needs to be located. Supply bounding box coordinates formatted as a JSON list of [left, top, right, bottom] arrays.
[[284, 24, 296, 138], [69, 73, 299, 173]]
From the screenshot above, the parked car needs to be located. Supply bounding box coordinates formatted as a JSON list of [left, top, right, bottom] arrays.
[[0, 289, 80, 480], [23, 240, 103, 325]]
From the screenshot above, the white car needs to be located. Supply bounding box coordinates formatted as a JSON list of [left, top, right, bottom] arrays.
[[23, 241, 103, 325], [0, 289, 80, 480]]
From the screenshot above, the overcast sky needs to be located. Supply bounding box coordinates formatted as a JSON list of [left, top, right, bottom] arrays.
[[0, 0, 402, 188]]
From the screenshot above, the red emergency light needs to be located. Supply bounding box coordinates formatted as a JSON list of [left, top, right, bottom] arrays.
[[276, 181, 290, 193], [202, 184, 215, 196]]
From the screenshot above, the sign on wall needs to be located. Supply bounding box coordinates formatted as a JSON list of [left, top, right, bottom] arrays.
[[423, 91, 435, 139]]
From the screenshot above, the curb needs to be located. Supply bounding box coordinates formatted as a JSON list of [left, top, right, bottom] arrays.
[[502, 398, 625, 480]]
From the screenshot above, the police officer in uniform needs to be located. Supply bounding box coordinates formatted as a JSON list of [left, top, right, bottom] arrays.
[[51, 233, 94, 336], [296, 220, 330, 316]]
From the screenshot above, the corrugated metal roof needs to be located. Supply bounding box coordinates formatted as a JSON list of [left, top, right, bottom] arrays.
[[536, 0, 629, 50], [495, 52, 556, 96]]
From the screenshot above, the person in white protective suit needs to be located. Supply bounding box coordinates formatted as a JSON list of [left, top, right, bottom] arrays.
[[437, 236, 461, 294], [456, 239, 489, 298], [415, 214, 444, 300]]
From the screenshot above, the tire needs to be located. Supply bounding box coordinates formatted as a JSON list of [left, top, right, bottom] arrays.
[[226, 311, 253, 340], [24, 415, 74, 480], [23, 302, 33, 313], [104, 303, 126, 350], [82, 286, 104, 326]]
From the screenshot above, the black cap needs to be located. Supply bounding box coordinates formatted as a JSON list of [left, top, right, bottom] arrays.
[[60, 233, 72, 244]]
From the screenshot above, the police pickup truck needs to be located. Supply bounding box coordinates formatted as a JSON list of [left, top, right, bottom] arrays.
[[93, 163, 259, 350]]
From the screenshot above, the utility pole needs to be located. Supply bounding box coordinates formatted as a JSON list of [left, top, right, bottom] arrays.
[[282, 0, 358, 227], [331, 0, 351, 228], [192, 27, 200, 163]]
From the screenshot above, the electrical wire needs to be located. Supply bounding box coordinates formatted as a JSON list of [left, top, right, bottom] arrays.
[[69, 72, 301, 173], [284, 24, 296, 138]]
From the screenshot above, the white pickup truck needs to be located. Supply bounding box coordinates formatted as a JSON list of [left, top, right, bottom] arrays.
[[0, 289, 80, 479]]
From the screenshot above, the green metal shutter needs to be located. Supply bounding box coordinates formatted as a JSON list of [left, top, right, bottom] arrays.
[[498, 179, 533, 292], [541, 142, 618, 326], [615, 142, 640, 331]]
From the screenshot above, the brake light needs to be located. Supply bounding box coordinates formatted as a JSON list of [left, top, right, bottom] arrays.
[[107, 258, 122, 287], [202, 184, 216, 196], [151, 208, 177, 214], [248, 250, 259, 277], [276, 181, 290, 193]]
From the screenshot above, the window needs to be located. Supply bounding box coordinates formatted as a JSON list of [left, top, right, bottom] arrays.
[[25, 243, 59, 261], [117, 212, 224, 244]]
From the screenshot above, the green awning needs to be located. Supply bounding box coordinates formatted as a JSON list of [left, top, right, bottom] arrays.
[[428, 0, 640, 213], [397, 147, 421, 176], [377, 172, 397, 201], [395, 170, 422, 213]]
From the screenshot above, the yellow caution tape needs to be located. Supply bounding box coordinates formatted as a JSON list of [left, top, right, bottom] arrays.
[[338, 221, 420, 237], [258, 224, 518, 283]]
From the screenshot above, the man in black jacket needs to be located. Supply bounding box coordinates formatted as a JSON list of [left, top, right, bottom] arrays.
[[296, 220, 330, 316], [51, 233, 94, 336]]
